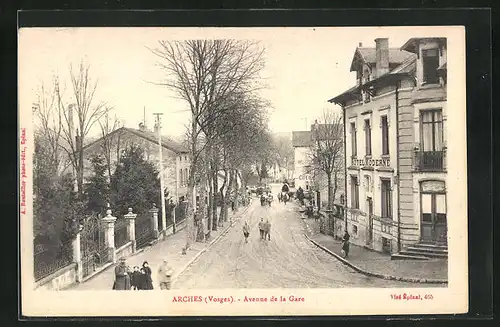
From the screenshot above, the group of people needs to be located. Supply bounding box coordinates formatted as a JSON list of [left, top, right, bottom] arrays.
[[113, 258, 174, 290], [260, 193, 273, 206], [241, 218, 272, 243]]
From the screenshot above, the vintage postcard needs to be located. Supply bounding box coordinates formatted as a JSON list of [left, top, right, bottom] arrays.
[[19, 25, 468, 317]]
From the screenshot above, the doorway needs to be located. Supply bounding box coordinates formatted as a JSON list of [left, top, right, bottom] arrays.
[[366, 197, 373, 246], [420, 192, 447, 244]]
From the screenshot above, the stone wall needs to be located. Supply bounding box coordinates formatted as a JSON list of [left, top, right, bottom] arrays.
[[35, 263, 78, 291]]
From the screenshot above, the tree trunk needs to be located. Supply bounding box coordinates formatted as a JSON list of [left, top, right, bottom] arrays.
[[232, 169, 239, 212], [212, 167, 219, 231], [219, 170, 227, 226], [77, 146, 84, 197], [327, 172, 332, 211], [196, 168, 208, 242], [207, 170, 213, 239], [226, 169, 234, 221], [332, 170, 338, 209], [185, 119, 198, 251]]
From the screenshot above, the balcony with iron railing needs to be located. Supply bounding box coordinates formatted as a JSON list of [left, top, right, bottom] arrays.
[[413, 148, 446, 172]]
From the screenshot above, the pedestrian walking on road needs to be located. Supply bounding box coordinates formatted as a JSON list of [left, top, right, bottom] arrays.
[[113, 257, 131, 290], [283, 193, 289, 205], [142, 261, 154, 290], [258, 218, 265, 239], [341, 230, 351, 258], [243, 221, 250, 243], [264, 219, 271, 240], [158, 258, 174, 290]]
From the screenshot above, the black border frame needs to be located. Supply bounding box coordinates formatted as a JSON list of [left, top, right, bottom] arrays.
[[6, 6, 493, 322]]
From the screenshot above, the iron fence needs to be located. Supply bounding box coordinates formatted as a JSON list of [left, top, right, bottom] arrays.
[[135, 213, 154, 249], [34, 241, 73, 282], [80, 213, 109, 278], [414, 150, 445, 171], [175, 201, 188, 224], [114, 218, 129, 249]]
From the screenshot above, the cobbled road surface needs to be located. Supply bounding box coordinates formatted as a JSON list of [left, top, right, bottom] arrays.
[[174, 184, 423, 289]]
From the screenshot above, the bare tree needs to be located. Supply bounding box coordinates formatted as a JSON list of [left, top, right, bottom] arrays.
[[33, 78, 68, 175], [98, 112, 122, 180], [56, 60, 111, 197], [308, 109, 344, 211], [150, 40, 266, 249]]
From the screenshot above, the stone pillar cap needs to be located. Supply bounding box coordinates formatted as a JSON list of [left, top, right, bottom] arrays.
[[125, 207, 137, 218]]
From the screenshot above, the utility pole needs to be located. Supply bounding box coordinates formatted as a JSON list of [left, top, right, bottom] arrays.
[[153, 113, 167, 237]]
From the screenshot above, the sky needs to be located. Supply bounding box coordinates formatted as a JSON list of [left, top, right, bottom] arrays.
[[19, 26, 448, 138]]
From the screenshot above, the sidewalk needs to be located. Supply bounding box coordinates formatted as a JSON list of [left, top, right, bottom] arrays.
[[301, 214, 448, 284], [71, 202, 252, 290]]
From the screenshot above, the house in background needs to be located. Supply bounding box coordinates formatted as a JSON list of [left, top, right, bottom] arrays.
[[329, 37, 447, 260], [81, 123, 190, 204], [292, 131, 313, 191], [292, 125, 345, 207]]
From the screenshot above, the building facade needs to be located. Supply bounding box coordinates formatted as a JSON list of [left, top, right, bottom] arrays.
[[292, 126, 345, 207], [292, 131, 314, 191], [82, 124, 190, 202], [329, 37, 447, 255]]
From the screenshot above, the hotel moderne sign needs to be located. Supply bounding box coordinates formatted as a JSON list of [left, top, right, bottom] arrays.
[[351, 157, 391, 168]]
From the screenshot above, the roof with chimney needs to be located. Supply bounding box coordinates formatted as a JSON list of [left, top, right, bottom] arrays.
[[81, 126, 189, 154], [292, 131, 313, 148], [350, 47, 415, 72], [329, 39, 420, 106]]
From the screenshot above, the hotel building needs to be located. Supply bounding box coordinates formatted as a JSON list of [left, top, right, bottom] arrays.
[[329, 37, 448, 258]]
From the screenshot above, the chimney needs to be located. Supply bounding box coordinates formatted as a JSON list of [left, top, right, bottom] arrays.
[[358, 42, 363, 47], [375, 38, 389, 77]]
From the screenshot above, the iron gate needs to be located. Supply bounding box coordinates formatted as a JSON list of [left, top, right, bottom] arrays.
[[135, 213, 154, 249], [80, 214, 109, 278]]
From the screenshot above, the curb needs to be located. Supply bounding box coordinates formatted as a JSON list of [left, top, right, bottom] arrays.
[[172, 202, 252, 282], [304, 233, 448, 285]]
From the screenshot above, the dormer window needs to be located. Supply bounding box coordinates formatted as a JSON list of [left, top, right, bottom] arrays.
[[422, 48, 440, 85]]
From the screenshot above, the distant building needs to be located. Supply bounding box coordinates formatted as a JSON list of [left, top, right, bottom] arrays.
[[329, 37, 448, 258], [292, 125, 345, 207], [81, 123, 190, 202], [292, 131, 314, 191]]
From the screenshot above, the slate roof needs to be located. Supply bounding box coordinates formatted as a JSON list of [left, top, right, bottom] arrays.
[[330, 48, 417, 105], [350, 47, 415, 71], [292, 131, 313, 147], [124, 128, 188, 153], [82, 127, 189, 154]]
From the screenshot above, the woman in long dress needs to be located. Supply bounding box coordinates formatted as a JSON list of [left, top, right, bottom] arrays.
[[141, 261, 154, 290], [113, 257, 131, 290], [341, 230, 351, 258]]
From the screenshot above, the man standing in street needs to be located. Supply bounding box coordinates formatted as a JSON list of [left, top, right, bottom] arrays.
[[158, 258, 174, 290], [258, 218, 265, 239], [113, 257, 131, 290], [264, 219, 271, 241]]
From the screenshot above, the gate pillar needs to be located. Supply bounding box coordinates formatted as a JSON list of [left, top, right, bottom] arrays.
[[149, 204, 160, 239], [102, 209, 117, 263], [124, 208, 137, 253], [72, 226, 83, 282]]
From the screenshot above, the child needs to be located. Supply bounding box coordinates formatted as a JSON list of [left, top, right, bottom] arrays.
[[130, 266, 141, 290]]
